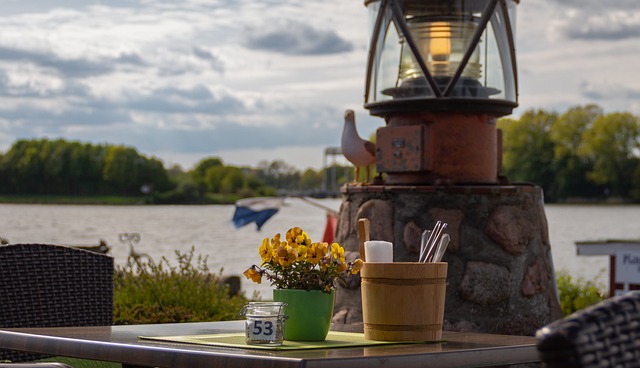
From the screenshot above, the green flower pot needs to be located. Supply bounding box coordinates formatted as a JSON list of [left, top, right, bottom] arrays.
[[273, 289, 335, 341]]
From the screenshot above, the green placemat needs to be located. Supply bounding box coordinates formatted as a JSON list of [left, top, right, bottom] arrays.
[[139, 331, 409, 350]]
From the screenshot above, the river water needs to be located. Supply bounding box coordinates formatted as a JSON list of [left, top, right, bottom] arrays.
[[2, 200, 639, 298]]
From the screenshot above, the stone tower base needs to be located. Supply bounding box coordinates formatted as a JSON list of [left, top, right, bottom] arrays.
[[331, 184, 563, 336]]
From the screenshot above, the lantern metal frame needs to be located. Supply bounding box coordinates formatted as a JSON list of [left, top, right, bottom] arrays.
[[364, 0, 519, 116]]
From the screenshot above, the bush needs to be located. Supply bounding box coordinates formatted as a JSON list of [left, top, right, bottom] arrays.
[[114, 247, 250, 324], [556, 271, 606, 316]]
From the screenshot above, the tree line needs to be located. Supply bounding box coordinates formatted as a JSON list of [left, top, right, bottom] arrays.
[[2, 103, 639, 203], [498, 104, 640, 202], [0, 138, 352, 203]]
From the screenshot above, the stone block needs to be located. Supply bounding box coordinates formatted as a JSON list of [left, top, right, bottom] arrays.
[[521, 256, 546, 297], [402, 221, 422, 256], [460, 261, 510, 305], [356, 199, 394, 242], [485, 205, 535, 255]]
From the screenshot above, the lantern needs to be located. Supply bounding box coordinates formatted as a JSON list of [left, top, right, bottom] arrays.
[[363, 0, 519, 184]]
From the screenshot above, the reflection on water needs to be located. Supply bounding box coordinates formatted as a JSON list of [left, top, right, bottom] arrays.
[[2, 201, 639, 297]]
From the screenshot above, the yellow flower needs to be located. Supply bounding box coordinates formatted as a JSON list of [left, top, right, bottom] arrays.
[[246, 227, 358, 292], [337, 261, 348, 272], [286, 227, 311, 248], [318, 242, 329, 256], [271, 233, 282, 247], [274, 244, 287, 261], [243, 267, 262, 284], [271, 240, 285, 259], [296, 245, 308, 261], [330, 243, 345, 264], [259, 238, 273, 264], [275, 244, 297, 267], [287, 246, 299, 264], [307, 242, 323, 264], [351, 259, 364, 274]]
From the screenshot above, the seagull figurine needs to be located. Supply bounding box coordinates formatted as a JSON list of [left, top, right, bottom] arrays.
[[341, 109, 376, 183]]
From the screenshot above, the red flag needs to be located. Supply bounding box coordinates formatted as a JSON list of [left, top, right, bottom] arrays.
[[322, 212, 338, 244]]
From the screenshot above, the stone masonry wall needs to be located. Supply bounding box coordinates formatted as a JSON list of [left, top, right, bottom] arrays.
[[331, 184, 563, 336]]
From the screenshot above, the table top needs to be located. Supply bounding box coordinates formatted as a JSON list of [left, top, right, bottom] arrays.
[[0, 321, 539, 368]]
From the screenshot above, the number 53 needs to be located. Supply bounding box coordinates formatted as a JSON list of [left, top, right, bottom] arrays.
[[252, 320, 274, 336]]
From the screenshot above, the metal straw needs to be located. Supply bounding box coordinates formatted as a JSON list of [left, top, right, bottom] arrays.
[[432, 233, 450, 263], [419, 221, 447, 263], [419, 229, 431, 263]]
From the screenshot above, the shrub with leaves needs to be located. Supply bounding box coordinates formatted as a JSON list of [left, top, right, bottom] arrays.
[[556, 271, 606, 316], [114, 247, 251, 325]]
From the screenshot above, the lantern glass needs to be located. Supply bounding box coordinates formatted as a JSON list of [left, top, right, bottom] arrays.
[[365, 0, 517, 108]]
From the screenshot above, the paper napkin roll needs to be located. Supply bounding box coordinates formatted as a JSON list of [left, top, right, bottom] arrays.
[[364, 241, 393, 262]]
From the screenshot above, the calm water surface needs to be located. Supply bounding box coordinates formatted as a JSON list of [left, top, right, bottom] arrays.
[[2, 200, 639, 298]]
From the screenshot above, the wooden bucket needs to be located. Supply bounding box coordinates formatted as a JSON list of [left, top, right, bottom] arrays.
[[360, 262, 447, 341]]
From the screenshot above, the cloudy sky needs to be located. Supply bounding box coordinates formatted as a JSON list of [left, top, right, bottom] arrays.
[[1, 0, 639, 171]]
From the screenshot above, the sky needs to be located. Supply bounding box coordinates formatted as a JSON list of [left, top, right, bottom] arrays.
[[0, 0, 639, 171]]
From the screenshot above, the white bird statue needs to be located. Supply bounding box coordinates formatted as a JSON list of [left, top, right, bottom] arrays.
[[341, 109, 376, 183]]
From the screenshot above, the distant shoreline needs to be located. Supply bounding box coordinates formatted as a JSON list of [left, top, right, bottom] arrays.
[[0, 195, 236, 205], [0, 194, 637, 206]]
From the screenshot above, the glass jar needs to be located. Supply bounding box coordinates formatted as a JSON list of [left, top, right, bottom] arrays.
[[239, 302, 287, 346]]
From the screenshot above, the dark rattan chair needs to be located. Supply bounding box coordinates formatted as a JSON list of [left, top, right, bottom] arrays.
[[0, 244, 114, 363], [536, 290, 640, 367]]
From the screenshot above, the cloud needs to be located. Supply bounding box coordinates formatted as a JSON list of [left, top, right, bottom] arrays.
[[580, 81, 640, 102], [26, 100, 347, 160], [545, 0, 639, 10], [192, 47, 225, 73], [562, 11, 640, 41], [243, 19, 353, 55], [124, 85, 245, 115], [0, 46, 116, 78], [546, 0, 640, 41]]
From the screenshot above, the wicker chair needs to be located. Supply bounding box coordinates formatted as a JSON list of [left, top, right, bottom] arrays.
[[536, 290, 640, 367], [0, 244, 114, 363]]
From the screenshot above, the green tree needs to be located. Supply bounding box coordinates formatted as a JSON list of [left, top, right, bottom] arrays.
[[192, 157, 224, 194], [80, 143, 109, 195], [103, 145, 171, 196], [579, 112, 640, 197], [1, 139, 47, 194], [0, 138, 172, 198], [300, 169, 322, 191], [141, 156, 174, 193], [498, 109, 557, 196], [255, 160, 301, 190], [219, 167, 244, 194], [549, 104, 603, 199], [103, 146, 144, 194], [203, 165, 227, 193]]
